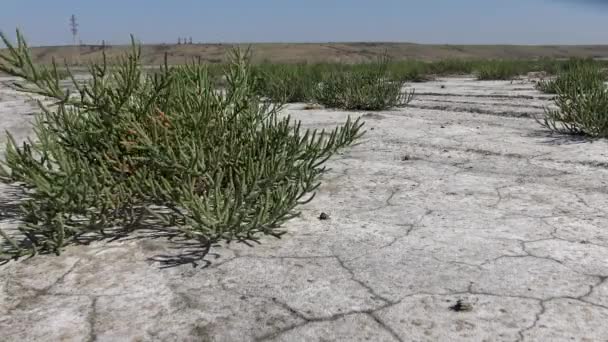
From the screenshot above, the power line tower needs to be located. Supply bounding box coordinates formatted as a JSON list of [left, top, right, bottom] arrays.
[[69, 14, 79, 46]]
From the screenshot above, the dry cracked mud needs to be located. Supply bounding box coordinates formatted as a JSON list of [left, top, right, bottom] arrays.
[[1, 76, 607, 341]]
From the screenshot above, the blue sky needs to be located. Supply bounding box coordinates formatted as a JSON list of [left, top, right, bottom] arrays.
[[1, 0, 607, 46]]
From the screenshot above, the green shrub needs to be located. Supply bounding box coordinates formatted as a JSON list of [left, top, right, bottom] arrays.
[[175, 58, 596, 103], [560, 57, 598, 72], [40, 68, 70, 80], [253, 63, 321, 103], [531, 57, 562, 75], [386, 61, 431, 82], [476, 60, 522, 80], [537, 65, 608, 137], [0, 30, 365, 259], [535, 78, 559, 94], [314, 56, 415, 110], [536, 61, 606, 94], [426, 59, 476, 76]]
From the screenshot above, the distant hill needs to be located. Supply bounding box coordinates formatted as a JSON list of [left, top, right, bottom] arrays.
[[6, 42, 608, 65]]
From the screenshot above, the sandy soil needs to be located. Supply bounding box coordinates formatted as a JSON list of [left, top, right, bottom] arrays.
[[1, 76, 608, 341]]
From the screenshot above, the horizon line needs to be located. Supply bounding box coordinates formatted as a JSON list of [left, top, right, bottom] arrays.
[[20, 41, 608, 48]]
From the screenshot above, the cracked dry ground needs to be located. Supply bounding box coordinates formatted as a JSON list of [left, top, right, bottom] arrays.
[[1, 76, 608, 341]]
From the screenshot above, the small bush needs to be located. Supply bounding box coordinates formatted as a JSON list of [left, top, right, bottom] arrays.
[[0, 30, 365, 258], [387, 61, 432, 82], [536, 62, 606, 94], [426, 59, 476, 76], [560, 57, 598, 72], [314, 56, 415, 110], [476, 60, 522, 80], [168, 58, 602, 103], [253, 63, 321, 103], [533, 57, 564, 75], [538, 65, 608, 137]]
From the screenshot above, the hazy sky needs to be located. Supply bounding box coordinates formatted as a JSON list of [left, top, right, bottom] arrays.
[[1, 0, 607, 46]]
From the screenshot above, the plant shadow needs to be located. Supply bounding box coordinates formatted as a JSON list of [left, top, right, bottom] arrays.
[[0, 199, 261, 270], [526, 129, 595, 145], [112, 228, 218, 269], [0, 185, 25, 221]]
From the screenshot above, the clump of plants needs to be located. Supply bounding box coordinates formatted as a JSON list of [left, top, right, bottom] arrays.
[[426, 59, 476, 76], [253, 63, 321, 103], [476, 60, 523, 80], [0, 30, 365, 259], [185, 58, 608, 106], [537, 62, 608, 137], [386, 61, 431, 82], [314, 56, 415, 110], [536, 61, 606, 94]]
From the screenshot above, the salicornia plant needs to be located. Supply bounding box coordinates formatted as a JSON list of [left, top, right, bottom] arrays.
[[0, 30, 365, 259], [476, 60, 523, 81], [537, 62, 608, 137], [536, 60, 606, 94], [314, 55, 415, 111]]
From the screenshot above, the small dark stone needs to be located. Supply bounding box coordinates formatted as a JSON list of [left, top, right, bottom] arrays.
[[449, 299, 473, 312], [319, 212, 330, 220]]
